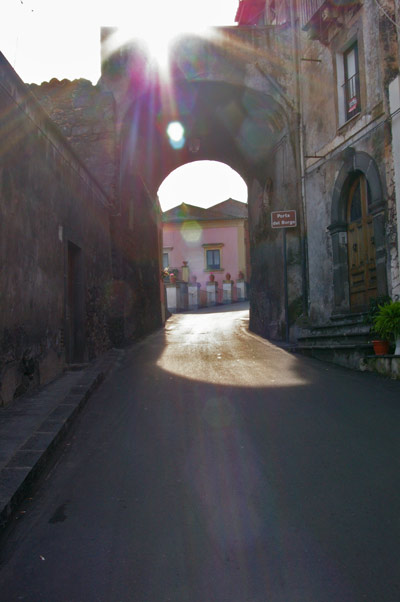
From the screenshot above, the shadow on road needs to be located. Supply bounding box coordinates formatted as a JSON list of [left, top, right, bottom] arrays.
[[1, 307, 400, 602], [110, 319, 400, 602]]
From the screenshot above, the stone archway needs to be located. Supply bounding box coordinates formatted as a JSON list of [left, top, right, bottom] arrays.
[[328, 149, 387, 314], [100, 26, 305, 341]]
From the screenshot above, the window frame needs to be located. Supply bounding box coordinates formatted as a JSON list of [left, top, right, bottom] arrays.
[[335, 33, 363, 128], [202, 243, 224, 272], [343, 42, 361, 122], [206, 249, 221, 270]]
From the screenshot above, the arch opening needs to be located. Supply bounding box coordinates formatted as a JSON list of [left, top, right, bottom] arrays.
[[329, 152, 387, 314], [160, 161, 250, 303], [119, 78, 288, 199], [158, 160, 248, 212]]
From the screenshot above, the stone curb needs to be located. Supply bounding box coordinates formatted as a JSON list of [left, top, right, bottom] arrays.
[[0, 348, 124, 534]]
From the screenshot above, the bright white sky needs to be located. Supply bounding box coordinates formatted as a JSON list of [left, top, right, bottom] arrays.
[[2, 0, 248, 209], [159, 161, 248, 211]]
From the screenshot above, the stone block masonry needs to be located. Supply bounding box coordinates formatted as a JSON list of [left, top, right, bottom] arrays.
[[30, 78, 117, 202]]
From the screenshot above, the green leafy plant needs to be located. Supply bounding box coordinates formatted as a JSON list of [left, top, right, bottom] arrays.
[[373, 300, 400, 342], [363, 295, 391, 331]]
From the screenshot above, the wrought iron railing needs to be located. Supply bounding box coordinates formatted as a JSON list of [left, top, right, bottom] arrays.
[[343, 72, 361, 121]]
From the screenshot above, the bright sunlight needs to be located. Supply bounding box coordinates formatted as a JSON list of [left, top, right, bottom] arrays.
[[2, 0, 239, 84], [158, 161, 248, 212]]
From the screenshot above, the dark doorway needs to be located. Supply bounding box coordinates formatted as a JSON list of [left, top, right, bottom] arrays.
[[66, 241, 85, 363]]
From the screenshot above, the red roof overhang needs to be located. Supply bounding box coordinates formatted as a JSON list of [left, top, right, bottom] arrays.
[[235, 0, 265, 25]]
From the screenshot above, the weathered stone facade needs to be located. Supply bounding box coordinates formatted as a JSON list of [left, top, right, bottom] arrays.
[[299, 0, 400, 323], [109, 172, 163, 345], [1, 53, 164, 405], [0, 54, 113, 404], [30, 78, 117, 200], [4, 2, 400, 395], [30, 76, 164, 345], [100, 26, 305, 342]]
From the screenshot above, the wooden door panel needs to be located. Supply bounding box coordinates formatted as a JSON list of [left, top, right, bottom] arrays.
[[347, 176, 378, 310]]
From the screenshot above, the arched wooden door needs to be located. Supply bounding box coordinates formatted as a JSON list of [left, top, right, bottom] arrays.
[[347, 173, 377, 310]]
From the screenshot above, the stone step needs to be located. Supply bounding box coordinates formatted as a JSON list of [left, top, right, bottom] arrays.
[[64, 363, 90, 372], [298, 316, 370, 341], [298, 341, 373, 351], [297, 331, 371, 345], [296, 315, 373, 369]]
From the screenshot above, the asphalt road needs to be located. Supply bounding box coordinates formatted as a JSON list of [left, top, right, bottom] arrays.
[[1, 303, 400, 602]]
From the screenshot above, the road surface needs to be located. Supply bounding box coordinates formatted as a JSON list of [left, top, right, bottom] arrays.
[[1, 303, 400, 601]]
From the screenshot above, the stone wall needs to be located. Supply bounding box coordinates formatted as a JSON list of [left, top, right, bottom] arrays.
[[248, 128, 305, 340], [29, 75, 163, 348], [300, 0, 400, 323], [109, 173, 163, 345], [0, 54, 113, 405], [30, 78, 117, 202]]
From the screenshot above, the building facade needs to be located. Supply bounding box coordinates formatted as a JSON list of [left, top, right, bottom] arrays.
[[163, 199, 250, 292], [299, 0, 399, 322]]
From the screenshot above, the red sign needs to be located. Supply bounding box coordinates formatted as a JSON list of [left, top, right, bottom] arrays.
[[348, 96, 358, 112], [271, 210, 297, 228]]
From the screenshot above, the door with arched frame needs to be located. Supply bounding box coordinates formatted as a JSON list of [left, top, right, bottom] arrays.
[[347, 172, 377, 310]]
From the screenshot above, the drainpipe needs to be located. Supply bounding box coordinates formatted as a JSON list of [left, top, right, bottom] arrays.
[[289, 0, 309, 316]]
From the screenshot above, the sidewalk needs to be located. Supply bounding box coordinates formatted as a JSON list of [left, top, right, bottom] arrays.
[[0, 348, 124, 532]]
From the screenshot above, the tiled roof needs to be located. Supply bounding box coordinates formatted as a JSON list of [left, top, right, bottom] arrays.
[[162, 199, 248, 222]]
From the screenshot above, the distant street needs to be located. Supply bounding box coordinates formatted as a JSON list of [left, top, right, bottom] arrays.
[[1, 303, 400, 601]]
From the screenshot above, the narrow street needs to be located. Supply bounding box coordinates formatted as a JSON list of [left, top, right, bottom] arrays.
[[1, 303, 400, 601]]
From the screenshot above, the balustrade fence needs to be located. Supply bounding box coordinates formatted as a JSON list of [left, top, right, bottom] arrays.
[[165, 281, 247, 314]]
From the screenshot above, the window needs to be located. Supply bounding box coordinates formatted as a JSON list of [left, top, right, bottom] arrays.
[[162, 252, 169, 269], [343, 43, 361, 121], [337, 41, 361, 126], [203, 243, 224, 271], [206, 249, 220, 270]]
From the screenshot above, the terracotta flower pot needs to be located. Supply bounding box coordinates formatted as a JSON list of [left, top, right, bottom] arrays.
[[209, 274, 215, 282], [372, 340, 390, 355]]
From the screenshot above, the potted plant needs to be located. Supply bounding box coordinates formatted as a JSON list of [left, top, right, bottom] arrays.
[[374, 300, 400, 355], [161, 267, 170, 281], [363, 295, 391, 355]]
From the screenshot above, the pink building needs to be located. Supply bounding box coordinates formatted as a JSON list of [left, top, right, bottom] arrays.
[[162, 199, 250, 294]]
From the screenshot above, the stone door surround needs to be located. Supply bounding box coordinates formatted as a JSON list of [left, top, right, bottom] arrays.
[[328, 149, 387, 314]]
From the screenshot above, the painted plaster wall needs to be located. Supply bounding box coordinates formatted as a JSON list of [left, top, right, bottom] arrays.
[[0, 55, 113, 405], [163, 221, 247, 287], [300, 0, 399, 322]]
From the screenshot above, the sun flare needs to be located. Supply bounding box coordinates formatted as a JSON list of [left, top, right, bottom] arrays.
[[101, 6, 213, 78]]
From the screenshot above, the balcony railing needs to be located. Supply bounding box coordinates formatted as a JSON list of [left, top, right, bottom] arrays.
[[343, 72, 361, 121]]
